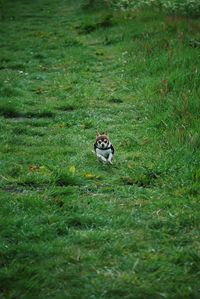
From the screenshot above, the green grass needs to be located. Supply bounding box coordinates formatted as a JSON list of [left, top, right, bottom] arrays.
[[0, 0, 200, 298]]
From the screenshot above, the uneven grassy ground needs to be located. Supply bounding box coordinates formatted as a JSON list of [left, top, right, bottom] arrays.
[[0, 0, 200, 298]]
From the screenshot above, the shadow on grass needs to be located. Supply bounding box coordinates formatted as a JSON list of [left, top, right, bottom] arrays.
[[77, 14, 113, 34], [0, 100, 55, 119], [0, 102, 22, 118]]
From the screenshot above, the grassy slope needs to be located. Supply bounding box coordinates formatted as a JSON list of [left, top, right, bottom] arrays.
[[0, 0, 200, 298]]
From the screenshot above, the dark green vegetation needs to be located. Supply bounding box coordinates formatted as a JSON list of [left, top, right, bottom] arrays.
[[0, 0, 200, 298]]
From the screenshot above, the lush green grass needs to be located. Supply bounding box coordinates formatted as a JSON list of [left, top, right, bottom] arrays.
[[0, 0, 200, 298]]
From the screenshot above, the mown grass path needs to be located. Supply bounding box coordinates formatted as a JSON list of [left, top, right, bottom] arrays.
[[0, 0, 200, 298]]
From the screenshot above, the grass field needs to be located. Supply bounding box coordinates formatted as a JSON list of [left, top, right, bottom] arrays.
[[0, 0, 200, 298]]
